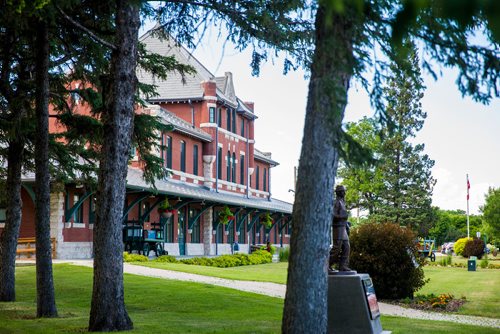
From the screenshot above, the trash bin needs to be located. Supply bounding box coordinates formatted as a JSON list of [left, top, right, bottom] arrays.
[[468, 256, 477, 271]]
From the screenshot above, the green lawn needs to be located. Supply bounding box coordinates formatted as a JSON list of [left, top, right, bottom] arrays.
[[141, 261, 289, 284], [419, 266, 500, 318], [137, 261, 500, 318], [0, 264, 498, 334]]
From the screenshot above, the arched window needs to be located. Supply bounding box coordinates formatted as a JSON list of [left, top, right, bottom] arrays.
[[217, 147, 222, 179], [226, 108, 231, 131], [232, 153, 236, 182], [256, 166, 260, 190], [240, 155, 245, 185], [193, 145, 199, 175], [227, 151, 231, 181], [263, 168, 267, 191], [180, 141, 186, 172]]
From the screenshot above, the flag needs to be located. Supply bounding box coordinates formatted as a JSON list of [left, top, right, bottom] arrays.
[[467, 176, 470, 201]]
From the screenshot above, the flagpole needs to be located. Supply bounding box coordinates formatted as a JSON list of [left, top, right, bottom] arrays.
[[466, 174, 470, 239]]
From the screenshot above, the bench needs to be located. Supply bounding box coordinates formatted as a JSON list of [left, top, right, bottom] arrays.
[[16, 237, 57, 259]]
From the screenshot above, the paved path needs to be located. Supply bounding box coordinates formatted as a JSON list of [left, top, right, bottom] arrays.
[[63, 260, 500, 329]]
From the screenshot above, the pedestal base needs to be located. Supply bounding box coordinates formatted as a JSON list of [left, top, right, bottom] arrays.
[[328, 273, 391, 334]]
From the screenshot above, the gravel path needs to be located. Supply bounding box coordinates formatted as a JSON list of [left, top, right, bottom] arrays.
[[64, 260, 500, 329]]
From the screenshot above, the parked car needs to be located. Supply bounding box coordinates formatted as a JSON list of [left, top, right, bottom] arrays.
[[441, 242, 454, 255]]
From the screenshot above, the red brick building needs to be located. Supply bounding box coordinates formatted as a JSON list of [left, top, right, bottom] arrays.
[[0, 30, 292, 258]]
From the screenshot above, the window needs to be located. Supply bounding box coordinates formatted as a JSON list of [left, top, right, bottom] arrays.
[[240, 155, 245, 185], [162, 134, 172, 169], [263, 168, 267, 192], [189, 209, 200, 243], [216, 214, 224, 243], [89, 197, 96, 224], [217, 147, 222, 179], [0, 208, 6, 223], [193, 145, 199, 175], [217, 108, 222, 127], [226, 108, 231, 131], [129, 145, 136, 158], [226, 151, 231, 181], [232, 153, 236, 183], [227, 222, 234, 244], [180, 141, 186, 172], [256, 166, 260, 190], [73, 194, 84, 224], [238, 219, 245, 243], [240, 119, 245, 137], [209, 107, 215, 123], [140, 200, 150, 222], [232, 109, 237, 134]]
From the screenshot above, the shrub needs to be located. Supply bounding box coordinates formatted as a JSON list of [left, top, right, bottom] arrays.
[[179, 251, 272, 268], [349, 222, 427, 300], [454, 237, 471, 256], [123, 252, 148, 262], [279, 247, 290, 262], [259, 244, 277, 255], [438, 255, 452, 267], [463, 238, 485, 259], [479, 256, 489, 269], [153, 255, 179, 263]]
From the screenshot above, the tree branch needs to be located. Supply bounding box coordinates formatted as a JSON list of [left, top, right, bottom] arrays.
[[56, 5, 117, 51]]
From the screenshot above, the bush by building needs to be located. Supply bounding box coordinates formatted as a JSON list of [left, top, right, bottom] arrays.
[[349, 222, 427, 299]]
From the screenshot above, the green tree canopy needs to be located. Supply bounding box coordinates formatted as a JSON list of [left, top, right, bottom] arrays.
[[481, 187, 500, 242]]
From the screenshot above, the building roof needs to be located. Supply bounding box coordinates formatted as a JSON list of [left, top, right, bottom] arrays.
[[144, 104, 212, 142], [126, 167, 292, 214], [254, 149, 279, 166], [138, 29, 256, 119]]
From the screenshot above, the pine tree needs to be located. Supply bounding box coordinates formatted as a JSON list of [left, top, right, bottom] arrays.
[[370, 47, 436, 235]]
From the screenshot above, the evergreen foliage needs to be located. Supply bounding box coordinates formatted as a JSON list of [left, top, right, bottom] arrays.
[[338, 47, 436, 236], [349, 222, 427, 299]]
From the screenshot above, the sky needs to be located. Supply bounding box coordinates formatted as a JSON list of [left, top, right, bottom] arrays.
[[142, 24, 500, 215]]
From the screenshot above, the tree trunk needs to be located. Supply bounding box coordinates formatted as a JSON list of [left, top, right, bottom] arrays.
[[34, 20, 58, 318], [0, 140, 24, 301], [88, 0, 139, 331], [282, 5, 355, 334]]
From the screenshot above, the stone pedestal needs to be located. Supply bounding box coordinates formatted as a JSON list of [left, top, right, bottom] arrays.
[[328, 273, 390, 334]]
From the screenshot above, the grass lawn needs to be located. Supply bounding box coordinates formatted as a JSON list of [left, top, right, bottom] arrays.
[[140, 261, 289, 284], [137, 261, 500, 318], [0, 264, 498, 334], [419, 266, 500, 318]]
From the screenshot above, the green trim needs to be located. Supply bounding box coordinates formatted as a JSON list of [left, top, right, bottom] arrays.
[[65, 191, 94, 222], [140, 197, 164, 222], [279, 218, 292, 232], [21, 184, 36, 204], [122, 193, 150, 222], [247, 212, 263, 231], [188, 204, 214, 230]]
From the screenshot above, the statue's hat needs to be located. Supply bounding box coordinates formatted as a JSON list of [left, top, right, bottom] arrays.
[[335, 185, 345, 192]]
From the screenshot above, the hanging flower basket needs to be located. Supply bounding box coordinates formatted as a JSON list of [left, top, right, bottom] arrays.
[[218, 206, 234, 225], [160, 210, 174, 218], [260, 213, 273, 228], [158, 199, 174, 218]]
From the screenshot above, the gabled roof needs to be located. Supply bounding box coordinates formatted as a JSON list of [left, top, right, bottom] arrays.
[[254, 149, 279, 166], [144, 104, 212, 142], [138, 29, 254, 116]]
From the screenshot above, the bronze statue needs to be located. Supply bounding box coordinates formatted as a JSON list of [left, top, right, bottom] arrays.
[[329, 185, 352, 272]]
